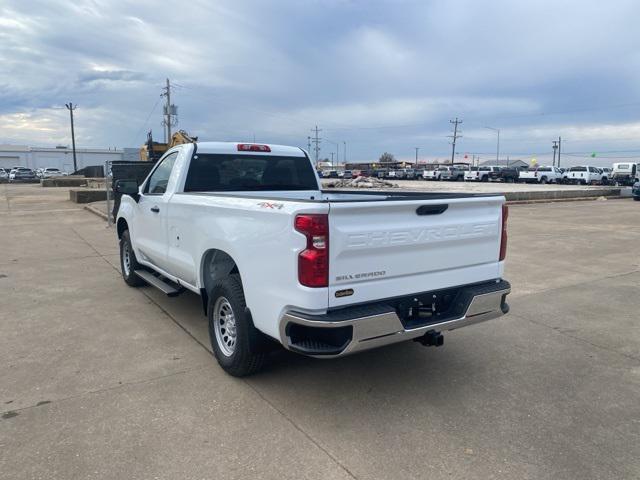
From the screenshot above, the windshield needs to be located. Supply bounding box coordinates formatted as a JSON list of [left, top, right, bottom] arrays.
[[184, 153, 319, 192]]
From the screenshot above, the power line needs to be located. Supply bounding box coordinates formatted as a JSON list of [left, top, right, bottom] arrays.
[[320, 100, 640, 132], [129, 97, 161, 147]]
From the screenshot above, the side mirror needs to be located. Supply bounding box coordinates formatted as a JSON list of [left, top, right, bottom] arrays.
[[115, 179, 140, 202]]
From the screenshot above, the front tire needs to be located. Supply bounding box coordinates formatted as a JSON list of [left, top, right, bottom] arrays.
[[208, 274, 266, 377], [120, 230, 145, 287]]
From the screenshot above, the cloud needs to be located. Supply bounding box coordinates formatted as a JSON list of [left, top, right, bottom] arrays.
[[0, 0, 639, 164]]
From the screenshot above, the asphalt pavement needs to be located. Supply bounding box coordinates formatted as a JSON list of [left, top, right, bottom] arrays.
[[1, 184, 639, 480]]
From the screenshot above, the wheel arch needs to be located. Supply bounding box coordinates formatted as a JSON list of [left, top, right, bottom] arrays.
[[199, 249, 241, 315], [117, 218, 128, 239]]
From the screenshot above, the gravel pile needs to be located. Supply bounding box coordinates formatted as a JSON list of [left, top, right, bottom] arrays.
[[325, 176, 399, 189]]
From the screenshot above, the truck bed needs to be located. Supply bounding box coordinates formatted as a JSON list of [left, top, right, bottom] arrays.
[[180, 189, 501, 203]]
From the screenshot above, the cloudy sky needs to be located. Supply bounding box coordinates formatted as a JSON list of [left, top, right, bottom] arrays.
[[1, 0, 640, 165]]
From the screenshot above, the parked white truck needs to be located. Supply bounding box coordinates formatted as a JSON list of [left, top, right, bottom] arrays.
[[465, 166, 500, 182], [115, 142, 511, 376], [518, 166, 563, 184], [566, 166, 603, 185], [611, 162, 639, 186]]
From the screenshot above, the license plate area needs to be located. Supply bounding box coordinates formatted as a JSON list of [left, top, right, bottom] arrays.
[[392, 286, 465, 329]]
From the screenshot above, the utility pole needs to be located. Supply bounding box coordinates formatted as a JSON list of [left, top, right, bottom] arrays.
[[64, 102, 78, 172], [557, 137, 562, 167], [552, 140, 559, 167], [449, 118, 462, 164], [311, 126, 322, 165], [343, 141, 347, 164], [330, 152, 334, 164], [161, 78, 177, 143], [415, 147, 420, 165]]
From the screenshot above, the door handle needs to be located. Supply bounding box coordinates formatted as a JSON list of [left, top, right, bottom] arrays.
[[150, 206, 160, 213]]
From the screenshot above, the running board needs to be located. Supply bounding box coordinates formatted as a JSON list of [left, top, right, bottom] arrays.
[[134, 270, 184, 297]]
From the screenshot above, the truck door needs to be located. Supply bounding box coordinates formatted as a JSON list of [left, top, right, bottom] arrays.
[[134, 151, 178, 270]]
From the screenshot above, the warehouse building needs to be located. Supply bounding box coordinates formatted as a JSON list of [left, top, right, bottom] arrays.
[[479, 159, 528, 169], [0, 144, 134, 173]]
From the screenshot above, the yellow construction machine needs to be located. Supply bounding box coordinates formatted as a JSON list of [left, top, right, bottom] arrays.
[[139, 129, 198, 162]]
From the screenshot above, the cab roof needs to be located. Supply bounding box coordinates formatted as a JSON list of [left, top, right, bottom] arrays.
[[194, 142, 306, 157]]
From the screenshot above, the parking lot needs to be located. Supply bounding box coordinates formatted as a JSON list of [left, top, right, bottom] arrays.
[[322, 177, 621, 194], [1, 183, 639, 479]]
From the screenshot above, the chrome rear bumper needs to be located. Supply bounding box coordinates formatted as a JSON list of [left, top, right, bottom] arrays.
[[279, 280, 510, 358]]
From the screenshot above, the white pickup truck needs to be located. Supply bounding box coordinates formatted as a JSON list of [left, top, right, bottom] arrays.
[[518, 166, 563, 184], [465, 166, 500, 182], [566, 166, 603, 185], [115, 142, 511, 376]]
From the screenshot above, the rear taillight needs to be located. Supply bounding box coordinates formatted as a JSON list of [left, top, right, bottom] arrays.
[[499, 205, 508, 261], [295, 214, 329, 287], [237, 143, 271, 152]]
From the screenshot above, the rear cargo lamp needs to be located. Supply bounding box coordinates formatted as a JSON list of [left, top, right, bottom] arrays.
[[499, 205, 508, 261], [237, 143, 271, 152], [295, 214, 329, 287]]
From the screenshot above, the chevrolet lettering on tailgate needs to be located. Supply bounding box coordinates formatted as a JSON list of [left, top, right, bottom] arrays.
[[345, 222, 496, 248]]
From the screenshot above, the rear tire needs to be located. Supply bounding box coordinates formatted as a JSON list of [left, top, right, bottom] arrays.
[[120, 230, 145, 287], [208, 274, 266, 377]]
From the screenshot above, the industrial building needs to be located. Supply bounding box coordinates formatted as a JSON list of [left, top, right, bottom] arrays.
[[0, 144, 139, 172], [479, 159, 528, 168]]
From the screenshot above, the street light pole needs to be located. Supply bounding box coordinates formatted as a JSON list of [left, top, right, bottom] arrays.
[[414, 147, 419, 165], [343, 141, 347, 164], [65, 102, 78, 172], [324, 139, 340, 167], [484, 126, 500, 164]]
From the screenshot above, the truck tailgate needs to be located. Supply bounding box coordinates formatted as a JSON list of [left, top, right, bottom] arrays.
[[327, 196, 504, 308]]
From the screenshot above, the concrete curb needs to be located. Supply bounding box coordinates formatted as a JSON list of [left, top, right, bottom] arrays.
[[84, 204, 108, 221], [502, 187, 620, 202], [507, 196, 624, 205]]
